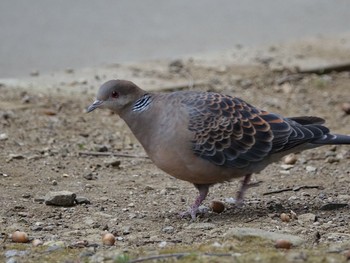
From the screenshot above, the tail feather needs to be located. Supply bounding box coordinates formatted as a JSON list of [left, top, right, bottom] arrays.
[[312, 134, 350, 145]]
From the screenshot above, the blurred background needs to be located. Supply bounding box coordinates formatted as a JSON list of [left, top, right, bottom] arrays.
[[1, 0, 350, 78]]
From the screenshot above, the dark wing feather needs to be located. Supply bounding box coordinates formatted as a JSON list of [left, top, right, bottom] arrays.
[[183, 92, 330, 168]]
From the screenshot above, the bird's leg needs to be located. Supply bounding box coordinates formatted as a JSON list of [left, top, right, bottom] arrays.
[[235, 174, 252, 207], [180, 184, 209, 220]]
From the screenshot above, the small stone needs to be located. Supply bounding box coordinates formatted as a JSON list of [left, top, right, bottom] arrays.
[[158, 241, 167, 248], [283, 154, 297, 165], [341, 102, 350, 114], [45, 191, 76, 206], [224, 227, 304, 246], [30, 70, 39, 76], [95, 145, 109, 152], [52, 180, 58, 186], [187, 223, 215, 230], [325, 157, 340, 163], [44, 241, 66, 252], [280, 164, 294, 170], [144, 185, 154, 191], [224, 197, 237, 204], [162, 226, 174, 234], [21, 194, 31, 199], [0, 133, 8, 141], [75, 196, 91, 205], [5, 249, 29, 258], [104, 159, 121, 168], [83, 172, 97, 180], [168, 60, 184, 73], [306, 166, 317, 173], [122, 226, 131, 235], [320, 203, 348, 211], [32, 239, 43, 247], [297, 213, 316, 224]]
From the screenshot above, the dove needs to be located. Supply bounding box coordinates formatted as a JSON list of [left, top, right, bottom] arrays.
[[88, 79, 350, 219]]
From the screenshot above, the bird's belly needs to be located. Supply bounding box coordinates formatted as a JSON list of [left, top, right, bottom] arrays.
[[150, 146, 247, 184]]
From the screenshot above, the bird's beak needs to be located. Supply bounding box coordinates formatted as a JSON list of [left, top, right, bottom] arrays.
[[87, 100, 103, 113]]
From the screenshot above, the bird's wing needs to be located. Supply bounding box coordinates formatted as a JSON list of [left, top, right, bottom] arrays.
[[183, 92, 328, 168]]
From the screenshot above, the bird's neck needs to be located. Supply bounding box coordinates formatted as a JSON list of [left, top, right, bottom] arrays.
[[119, 94, 157, 149]]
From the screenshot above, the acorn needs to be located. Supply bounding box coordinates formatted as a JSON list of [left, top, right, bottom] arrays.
[[102, 232, 115, 246], [283, 153, 297, 165], [11, 231, 29, 243], [275, 239, 292, 249], [280, 213, 291, 223], [341, 102, 350, 115], [210, 201, 225, 213]]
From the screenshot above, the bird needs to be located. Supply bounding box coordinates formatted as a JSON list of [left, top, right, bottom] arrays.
[[87, 79, 350, 219]]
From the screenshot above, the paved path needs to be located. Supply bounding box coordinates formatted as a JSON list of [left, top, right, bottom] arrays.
[[1, 0, 350, 77]]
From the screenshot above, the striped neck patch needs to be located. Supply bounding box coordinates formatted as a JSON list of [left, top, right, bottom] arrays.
[[132, 94, 152, 112]]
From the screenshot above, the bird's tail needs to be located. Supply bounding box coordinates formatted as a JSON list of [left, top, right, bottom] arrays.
[[312, 134, 350, 145]]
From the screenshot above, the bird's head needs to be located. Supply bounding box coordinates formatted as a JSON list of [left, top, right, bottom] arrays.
[[87, 80, 144, 114]]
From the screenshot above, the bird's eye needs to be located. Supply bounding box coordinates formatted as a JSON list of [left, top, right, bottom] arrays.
[[111, 91, 119, 98]]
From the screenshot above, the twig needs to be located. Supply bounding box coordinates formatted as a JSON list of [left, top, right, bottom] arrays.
[[128, 252, 233, 263], [263, 185, 321, 196], [78, 151, 149, 159]]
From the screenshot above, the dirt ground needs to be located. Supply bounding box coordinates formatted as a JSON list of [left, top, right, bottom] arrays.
[[0, 39, 350, 262]]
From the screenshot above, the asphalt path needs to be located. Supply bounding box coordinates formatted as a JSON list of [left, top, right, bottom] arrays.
[[1, 0, 350, 78]]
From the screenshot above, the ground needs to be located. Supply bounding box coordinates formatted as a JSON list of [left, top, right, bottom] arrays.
[[0, 37, 350, 262]]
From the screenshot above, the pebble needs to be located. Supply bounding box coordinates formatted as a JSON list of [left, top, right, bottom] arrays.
[[283, 153, 297, 165], [43, 241, 67, 252], [297, 213, 316, 225], [320, 203, 348, 211], [0, 133, 8, 141], [325, 157, 340, 163], [104, 159, 121, 168], [83, 172, 97, 180], [45, 191, 76, 206], [306, 166, 317, 173], [162, 226, 174, 234], [224, 227, 304, 246], [280, 164, 294, 170], [224, 197, 237, 204], [5, 250, 29, 258], [75, 196, 91, 205], [122, 226, 131, 235], [158, 241, 167, 248], [187, 223, 215, 230], [32, 239, 43, 247]]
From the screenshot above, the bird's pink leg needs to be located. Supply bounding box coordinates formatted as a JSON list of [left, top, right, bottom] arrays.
[[235, 174, 252, 207], [180, 184, 209, 220]]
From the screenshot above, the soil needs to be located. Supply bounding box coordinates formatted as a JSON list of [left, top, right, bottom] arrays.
[[0, 38, 350, 262]]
